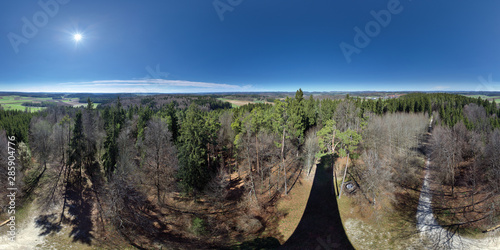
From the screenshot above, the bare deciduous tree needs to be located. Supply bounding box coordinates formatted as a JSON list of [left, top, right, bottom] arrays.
[[360, 149, 393, 207], [304, 127, 320, 177], [431, 126, 462, 196], [30, 118, 53, 171], [464, 103, 491, 133], [141, 117, 178, 204]]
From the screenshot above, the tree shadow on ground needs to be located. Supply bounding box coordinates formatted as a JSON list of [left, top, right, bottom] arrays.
[[63, 181, 94, 245], [35, 214, 62, 236], [281, 158, 353, 249], [226, 177, 245, 202], [112, 179, 217, 249]]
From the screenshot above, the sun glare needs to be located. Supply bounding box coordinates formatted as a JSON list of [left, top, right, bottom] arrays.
[[74, 33, 82, 42]]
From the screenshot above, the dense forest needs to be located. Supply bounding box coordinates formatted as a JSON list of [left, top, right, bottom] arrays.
[[1, 91, 499, 248]]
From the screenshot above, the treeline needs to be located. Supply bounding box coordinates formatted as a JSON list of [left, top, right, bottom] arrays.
[[100, 95, 232, 112], [22, 101, 58, 108], [359, 93, 500, 128], [0, 92, 64, 99], [69, 93, 138, 104]]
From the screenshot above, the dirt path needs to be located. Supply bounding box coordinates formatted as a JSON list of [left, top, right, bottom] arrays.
[[0, 208, 45, 249], [416, 118, 500, 249]]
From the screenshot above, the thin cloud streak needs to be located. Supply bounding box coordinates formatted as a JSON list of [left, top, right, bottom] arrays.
[[59, 79, 242, 89], [13, 79, 255, 93]]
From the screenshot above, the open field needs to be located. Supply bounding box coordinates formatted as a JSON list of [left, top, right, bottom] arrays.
[[0, 95, 98, 111], [217, 98, 273, 107], [464, 95, 500, 103], [0, 95, 47, 111]]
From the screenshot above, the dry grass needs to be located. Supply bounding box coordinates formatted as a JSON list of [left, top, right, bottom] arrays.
[[218, 98, 274, 107], [336, 155, 426, 249], [276, 167, 314, 243]]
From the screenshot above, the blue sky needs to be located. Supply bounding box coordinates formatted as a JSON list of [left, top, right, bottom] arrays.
[[1, 0, 500, 93]]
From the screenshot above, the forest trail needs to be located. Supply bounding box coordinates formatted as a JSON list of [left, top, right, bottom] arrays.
[[0, 207, 46, 249], [416, 117, 500, 249], [282, 159, 353, 249]]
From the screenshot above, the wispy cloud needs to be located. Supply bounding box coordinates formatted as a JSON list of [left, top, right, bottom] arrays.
[[60, 79, 242, 89], [18, 79, 252, 93]]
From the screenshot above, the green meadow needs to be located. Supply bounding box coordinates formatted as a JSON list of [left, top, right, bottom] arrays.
[[0, 95, 86, 112]]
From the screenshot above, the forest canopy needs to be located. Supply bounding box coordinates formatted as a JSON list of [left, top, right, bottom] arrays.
[[1, 91, 499, 248]]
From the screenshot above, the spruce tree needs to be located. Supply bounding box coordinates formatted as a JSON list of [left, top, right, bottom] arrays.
[[177, 104, 210, 194], [68, 111, 85, 184]]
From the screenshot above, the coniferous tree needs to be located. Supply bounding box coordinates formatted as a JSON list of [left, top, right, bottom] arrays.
[[68, 111, 85, 184], [177, 104, 210, 194], [102, 98, 125, 180]]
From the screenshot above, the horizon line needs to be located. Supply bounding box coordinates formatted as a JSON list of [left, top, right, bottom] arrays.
[[1, 90, 500, 94]]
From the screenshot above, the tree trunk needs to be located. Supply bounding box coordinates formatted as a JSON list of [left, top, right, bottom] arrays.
[[207, 143, 211, 168], [282, 127, 287, 195], [157, 162, 161, 204], [246, 143, 258, 202], [332, 158, 335, 195], [249, 169, 258, 203], [331, 128, 336, 195], [256, 134, 260, 173], [338, 153, 349, 198]]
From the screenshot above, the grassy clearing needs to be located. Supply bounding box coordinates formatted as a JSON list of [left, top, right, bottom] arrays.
[[0, 103, 45, 112], [0, 95, 49, 111], [0, 96, 24, 104], [217, 98, 273, 108], [0, 95, 98, 111], [71, 103, 100, 108], [465, 95, 500, 100], [217, 98, 244, 108], [466, 95, 489, 99]]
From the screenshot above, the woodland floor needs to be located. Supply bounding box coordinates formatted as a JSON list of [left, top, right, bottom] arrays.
[[0, 158, 356, 249]]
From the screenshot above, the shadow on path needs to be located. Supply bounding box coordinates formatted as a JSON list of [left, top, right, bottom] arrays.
[[64, 182, 94, 245], [281, 159, 353, 249]]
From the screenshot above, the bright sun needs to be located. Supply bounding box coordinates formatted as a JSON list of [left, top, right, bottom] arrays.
[[74, 34, 82, 41]]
